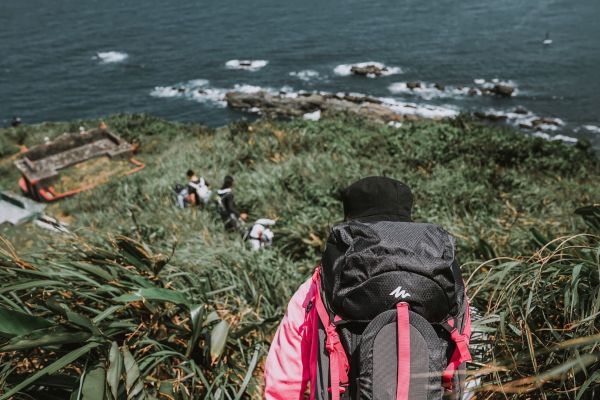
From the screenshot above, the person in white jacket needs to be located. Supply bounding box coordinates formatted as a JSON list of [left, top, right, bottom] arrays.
[[186, 169, 212, 206], [247, 218, 275, 251]]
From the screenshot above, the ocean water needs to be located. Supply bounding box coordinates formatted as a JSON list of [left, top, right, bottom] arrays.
[[1, 0, 599, 146]]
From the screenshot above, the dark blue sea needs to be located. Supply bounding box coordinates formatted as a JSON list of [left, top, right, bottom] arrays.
[[1, 0, 599, 146]]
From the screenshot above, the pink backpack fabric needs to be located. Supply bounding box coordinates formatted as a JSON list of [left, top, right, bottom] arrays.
[[264, 273, 318, 400]]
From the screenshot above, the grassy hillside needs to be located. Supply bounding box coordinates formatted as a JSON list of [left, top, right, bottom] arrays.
[[0, 114, 598, 399]]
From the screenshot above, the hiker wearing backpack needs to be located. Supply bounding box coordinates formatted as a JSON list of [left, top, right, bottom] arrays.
[[217, 175, 247, 231], [246, 218, 276, 251], [264, 176, 472, 400], [187, 169, 212, 206]]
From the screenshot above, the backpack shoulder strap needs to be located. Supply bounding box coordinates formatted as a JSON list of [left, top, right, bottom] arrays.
[[396, 302, 411, 400], [314, 270, 349, 400]]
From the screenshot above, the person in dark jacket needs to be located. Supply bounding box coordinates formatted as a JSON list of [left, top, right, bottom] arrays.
[[217, 175, 247, 230]]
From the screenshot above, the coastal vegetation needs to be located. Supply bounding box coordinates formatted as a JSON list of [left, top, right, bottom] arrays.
[[0, 114, 598, 399]]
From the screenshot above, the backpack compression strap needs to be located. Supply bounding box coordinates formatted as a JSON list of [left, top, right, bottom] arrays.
[[441, 313, 472, 389], [396, 302, 410, 400], [314, 272, 349, 400]]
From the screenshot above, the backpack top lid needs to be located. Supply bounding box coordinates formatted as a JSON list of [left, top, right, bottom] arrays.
[[321, 220, 457, 323]]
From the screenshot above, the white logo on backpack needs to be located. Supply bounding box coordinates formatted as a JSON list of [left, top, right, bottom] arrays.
[[390, 286, 411, 299]]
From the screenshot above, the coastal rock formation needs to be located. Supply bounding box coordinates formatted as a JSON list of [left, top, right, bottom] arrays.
[[224, 91, 434, 123], [514, 106, 529, 114], [350, 64, 389, 77], [406, 81, 421, 90], [474, 111, 508, 122], [492, 84, 515, 97], [531, 118, 562, 128]]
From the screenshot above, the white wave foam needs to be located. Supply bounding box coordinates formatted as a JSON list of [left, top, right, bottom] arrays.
[[333, 62, 403, 77], [94, 51, 129, 63], [378, 97, 459, 119], [233, 84, 264, 94], [190, 88, 228, 106], [186, 79, 210, 88], [583, 125, 600, 133], [479, 108, 565, 133], [150, 86, 181, 98], [388, 82, 472, 100], [290, 70, 320, 82], [151, 79, 289, 108], [474, 78, 518, 94], [532, 132, 578, 143], [303, 110, 321, 121], [225, 59, 268, 71], [150, 79, 227, 106], [389, 79, 519, 100]]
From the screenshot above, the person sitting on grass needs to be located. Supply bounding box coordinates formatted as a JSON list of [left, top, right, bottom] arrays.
[[186, 169, 211, 206], [217, 175, 247, 231]]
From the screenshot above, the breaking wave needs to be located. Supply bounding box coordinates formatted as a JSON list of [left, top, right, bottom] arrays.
[[225, 59, 268, 71], [582, 125, 600, 133], [531, 132, 578, 143], [333, 62, 403, 77], [388, 79, 519, 99], [289, 70, 321, 82], [377, 97, 459, 119], [150, 80, 289, 107], [94, 51, 129, 64]]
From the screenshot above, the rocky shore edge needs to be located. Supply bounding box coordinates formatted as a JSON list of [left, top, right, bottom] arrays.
[[224, 90, 563, 133]]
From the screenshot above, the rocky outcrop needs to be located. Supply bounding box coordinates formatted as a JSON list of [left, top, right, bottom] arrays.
[[514, 106, 529, 114], [406, 82, 421, 90], [531, 118, 562, 128], [474, 111, 508, 122], [225, 91, 431, 123], [350, 64, 389, 77], [492, 84, 515, 97]]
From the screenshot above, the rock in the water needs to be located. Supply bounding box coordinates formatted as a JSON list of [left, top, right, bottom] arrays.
[[434, 83, 445, 91], [493, 84, 514, 97], [406, 82, 421, 90], [468, 88, 478, 96], [531, 118, 561, 127], [514, 106, 529, 114], [350, 64, 388, 77], [474, 111, 508, 122]]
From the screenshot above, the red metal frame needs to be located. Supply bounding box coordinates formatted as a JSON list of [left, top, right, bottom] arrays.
[[19, 157, 145, 202]]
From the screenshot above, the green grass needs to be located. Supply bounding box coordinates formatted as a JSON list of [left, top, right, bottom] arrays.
[[0, 114, 598, 399]]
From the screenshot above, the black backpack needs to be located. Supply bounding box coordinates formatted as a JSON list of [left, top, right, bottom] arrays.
[[314, 220, 471, 400]]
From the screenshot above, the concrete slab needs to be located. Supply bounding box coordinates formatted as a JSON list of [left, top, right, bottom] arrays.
[[0, 191, 45, 225], [15, 129, 134, 183]]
